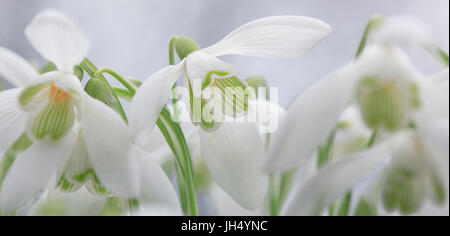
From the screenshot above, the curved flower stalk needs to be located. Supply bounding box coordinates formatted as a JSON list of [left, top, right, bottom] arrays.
[[131, 16, 331, 209], [0, 10, 141, 213], [267, 16, 449, 216]]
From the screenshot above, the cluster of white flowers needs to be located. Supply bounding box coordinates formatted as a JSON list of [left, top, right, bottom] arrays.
[[0, 10, 448, 216]]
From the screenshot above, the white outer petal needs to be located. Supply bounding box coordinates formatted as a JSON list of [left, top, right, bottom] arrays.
[[415, 69, 449, 125], [371, 16, 437, 50], [201, 16, 332, 58], [265, 65, 358, 172], [130, 62, 185, 147], [131, 147, 181, 216], [185, 52, 238, 82], [199, 117, 268, 210], [25, 9, 90, 73], [209, 184, 264, 216], [354, 44, 424, 84], [0, 47, 39, 87], [0, 128, 78, 213], [281, 142, 389, 216], [0, 89, 26, 153], [81, 93, 139, 197]]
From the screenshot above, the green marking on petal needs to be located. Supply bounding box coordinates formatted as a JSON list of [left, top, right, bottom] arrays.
[[87, 182, 109, 196], [354, 197, 377, 216], [200, 98, 216, 131], [0, 152, 15, 187], [100, 197, 127, 216], [56, 174, 76, 192], [31, 97, 75, 141], [213, 76, 249, 116], [382, 167, 425, 215], [19, 84, 48, 107], [72, 168, 101, 185], [357, 77, 407, 131]]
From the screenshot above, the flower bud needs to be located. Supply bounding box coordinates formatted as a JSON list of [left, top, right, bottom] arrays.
[[174, 36, 200, 60], [85, 77, 125, 121]]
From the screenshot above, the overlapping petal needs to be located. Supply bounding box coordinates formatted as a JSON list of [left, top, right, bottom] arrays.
[[131, 147, 181, 216], [185, 52, 238, 82], [130, 62, 185, 148], [0, 89, 26, 153], [0, 48, 38, 87], [282, 142, 389, 216], [265, 65, 358, 172], [25, 9, 90, 73], [81, 94, 139, 197], [199, 117, 268, 210], [0, 128, 78, 213]]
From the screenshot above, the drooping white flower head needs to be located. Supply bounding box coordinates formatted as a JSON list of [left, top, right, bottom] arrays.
[[130, 16, 331, 209], [0, 10, 139, 213], [268, 16, 449, 216]]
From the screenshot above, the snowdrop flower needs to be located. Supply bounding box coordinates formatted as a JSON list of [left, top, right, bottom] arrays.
[[0, 10, 139, 213], [267, 17, 449, 215], [282, 66, 448, 216], [130, 16, 331, 209]]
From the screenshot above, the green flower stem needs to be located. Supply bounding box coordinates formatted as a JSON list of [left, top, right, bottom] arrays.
[[81, 58, 198, 216], [157, 107, 198, 216], [269, 169, 295, 216], [112, 87, 134, 101], [355, 14, 384, 58], [317, 128, 337, 168], [269, 176, 280, 216], [94, 68, 136, 95], [123, 69, 197, 215]]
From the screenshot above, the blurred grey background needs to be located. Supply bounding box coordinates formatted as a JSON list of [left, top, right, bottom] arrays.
[[1, 0, 449, 107]]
